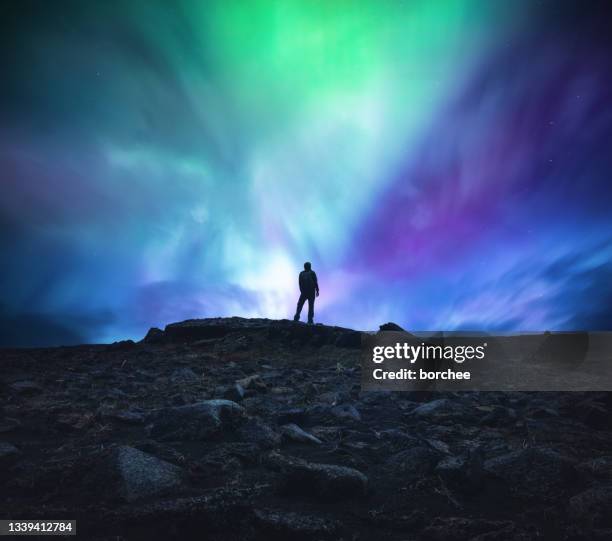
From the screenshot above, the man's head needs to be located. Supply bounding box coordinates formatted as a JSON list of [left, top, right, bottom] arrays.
[[304, 262, 311, 271]]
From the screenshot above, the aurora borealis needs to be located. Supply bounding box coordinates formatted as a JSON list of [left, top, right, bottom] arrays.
[[1, 0, 612, 346]]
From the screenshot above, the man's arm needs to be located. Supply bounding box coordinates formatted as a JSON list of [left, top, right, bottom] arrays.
[[313, 271, 319, 296]]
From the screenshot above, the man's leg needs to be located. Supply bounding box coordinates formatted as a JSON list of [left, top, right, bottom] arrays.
[[307, 295, 315, 323], [294, 293, 306, 321]]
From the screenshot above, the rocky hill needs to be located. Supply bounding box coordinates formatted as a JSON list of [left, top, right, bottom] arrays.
[[1, 318, 611, 540]]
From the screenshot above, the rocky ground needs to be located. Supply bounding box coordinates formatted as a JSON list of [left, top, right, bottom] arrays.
[[1, 317, 612, 540]]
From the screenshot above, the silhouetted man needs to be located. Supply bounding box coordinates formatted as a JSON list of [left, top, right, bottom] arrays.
[[294, 262, 319, 324]]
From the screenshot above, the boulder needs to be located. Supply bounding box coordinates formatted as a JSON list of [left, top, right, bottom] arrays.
[[330, 404, 361, 422], [93, 445, 185, 502], [387, 446, 440, 481], [411, 399, 454, 418], [147, 399, 245, 441], [281, 423, 323, 445], [236, 417, 281, 449], [484, 447, 577, 502], [273, 454, 367, 500], [435, 447, 484, 493], [224, 383, 246, 402]]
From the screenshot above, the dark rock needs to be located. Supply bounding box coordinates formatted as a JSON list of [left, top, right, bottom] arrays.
[[479, 405, 517, 426], [569, 485, 612, 527], [435, 447, 484, 493], [94, 445, 185, 502], [276, 408, 307, 425], [143, 327, 165, 344], [330, 403, 361, 422], [236, 417, 281, 449], [1, 317, 608, 539], [224, 383, 245, 402], [165, 319, 236, 341], [379, 322, 405, 332], [484, 447, 577, 502], [236, 374, 264, 390], [411, 398, 453, 418], [104, 487, 256, 538], [375, 429, 420, 453], [215, 334, 250, 353], [272, 453, 368, 500], [425, 438, 451, 454], [334, 330, 362, 348], [281, 423, 323, 445], [147, 399, 245, 441], [359, 390, 394, 405], [253, 508, 339, 539], [387, 446, 440, 481]]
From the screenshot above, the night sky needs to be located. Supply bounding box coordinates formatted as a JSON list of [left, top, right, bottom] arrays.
[[1, 0, 612, 346]]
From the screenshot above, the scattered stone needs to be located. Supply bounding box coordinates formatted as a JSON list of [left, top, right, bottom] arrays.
[[411, 399, 453, 418], [281, 423, 323, 445], [435, 447, 484, 493], [236, 417, 281, 449], [273, 454, 368, 500], [1, 316, 609, 539], [479, 405, 517, 426], [330, 404, 361, 422], [236, 374, 263, 390], [101, 445, 185, 502], [147, 399, 245, 441], [425, 438, 451, 454], [484, 447, 577, 502], [387, 446, 440, 481]]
